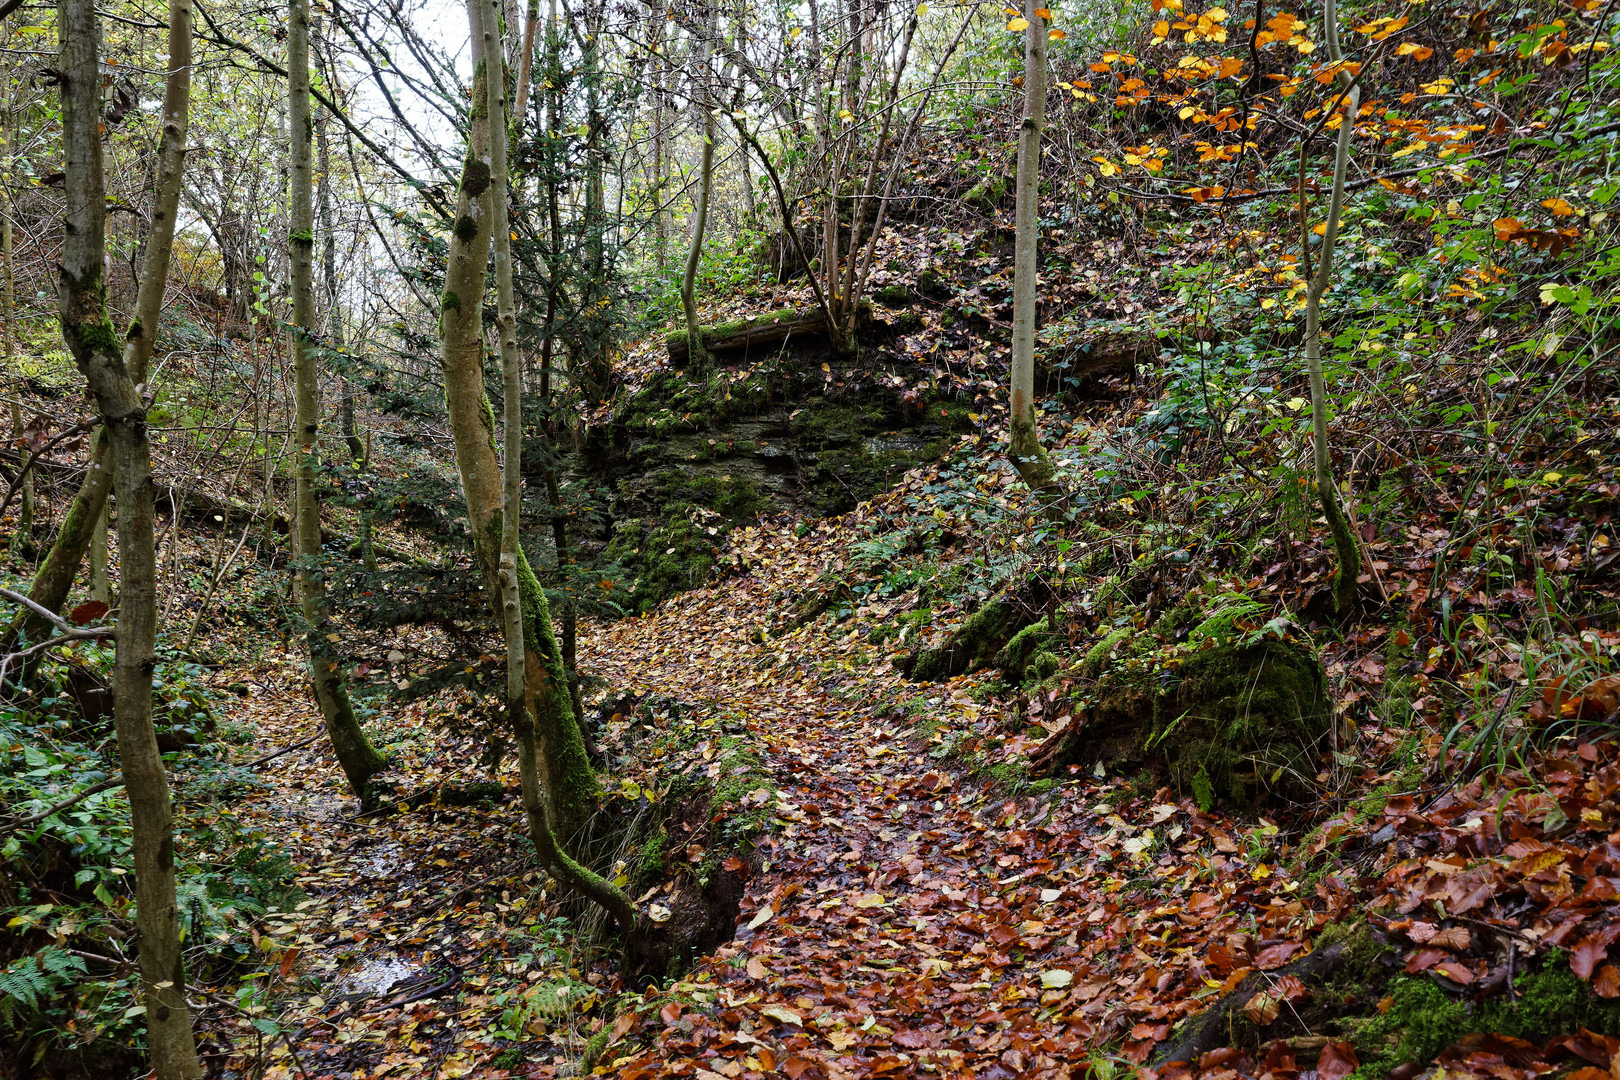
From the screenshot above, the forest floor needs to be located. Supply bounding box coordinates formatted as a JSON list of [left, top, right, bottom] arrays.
[[211, 462, 1620, 1080]]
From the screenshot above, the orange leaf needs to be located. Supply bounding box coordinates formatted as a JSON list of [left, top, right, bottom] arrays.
[[1543, 197, 1578, 216], [1596, 965, 1620, 998]]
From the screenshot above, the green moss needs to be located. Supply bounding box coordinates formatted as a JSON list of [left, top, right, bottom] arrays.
[[873, 284, 913, 307], [911, 592, 1027, 682], [453, 214, 479, 243], [1352, 964, 1620, 1075], [69, 317, 121, 359], [461, 158, 492, 198], [441, 290, 462, 313], [288, 228, 314, 244], [996, 622, 1055, 683], [124, 317, 143, 341]]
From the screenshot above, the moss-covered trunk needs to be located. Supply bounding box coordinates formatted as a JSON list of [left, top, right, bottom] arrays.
[[54, 0, 203, 1072], [438, 3, 611, 859]]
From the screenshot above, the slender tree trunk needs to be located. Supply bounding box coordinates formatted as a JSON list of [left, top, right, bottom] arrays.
[[439, 1, 614, 863], [476, 0, 635, 932], [681, 6, 715, 372], [317, 96, 373, 568], [54, 0, 202, 1074], [88, 498, 111, 605], [651, 15, 668, 269], [1007, 0, 1059, 501], [289, 0, 387, 797], [2, 97, 30, 550], [1303, 0, 1360, 617]]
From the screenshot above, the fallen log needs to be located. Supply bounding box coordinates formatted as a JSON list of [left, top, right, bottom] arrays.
[[665, 307, 829, 362]]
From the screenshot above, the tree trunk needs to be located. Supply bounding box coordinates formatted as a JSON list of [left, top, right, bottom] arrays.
[[1007, 0, 1060, 503], [439, 4, 611, 858], [475, 0, 637, 932], [2, 99, 29, 551], [289, 0, 387, 797], [54, 0, 202, 1074], [88, 497, 111, 605], [680, 44, 715, 373], [1303, 0, 1360, 618]]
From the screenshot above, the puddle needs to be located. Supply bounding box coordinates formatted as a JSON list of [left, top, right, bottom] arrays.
[[355, 841, 412, 879], [344, 954, 418, 997]]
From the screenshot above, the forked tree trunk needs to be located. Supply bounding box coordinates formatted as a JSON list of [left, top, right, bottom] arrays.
[[1302, 0, 1361, 618], [440, 0, 622, 884], [1007, 0, 1060, 503], [475, 0, 636, 931], [289, 0, 387, 797], [53, 0, 202, 1073]]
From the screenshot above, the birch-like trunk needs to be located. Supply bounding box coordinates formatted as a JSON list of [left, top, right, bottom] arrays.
[[475, 0, 637, 931], [1303, 0, 1361, 616], [53, 0, 202, 1073], [440, 0, 620, 880], [1007, 0, 1058, 500], [289, 0, 387, 797], [680, 10, 716, 373]]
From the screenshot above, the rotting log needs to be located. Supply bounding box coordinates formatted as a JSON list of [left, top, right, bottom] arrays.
[[664, 307, 826, 362]]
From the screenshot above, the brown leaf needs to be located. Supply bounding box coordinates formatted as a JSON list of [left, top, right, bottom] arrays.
[[1317, 1040, 1360, 1080], [1572, 934, 1610, 980], [1595, 965, 1620, 998], [1241, 991, 1280, 1026]]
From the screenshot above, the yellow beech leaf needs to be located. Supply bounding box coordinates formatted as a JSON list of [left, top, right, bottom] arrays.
[[1040, 969, 1074, 988], [1153, 18, 1170, 34], [759, 1006, 803, 1027], [1034, 7, 1051, 17], [1542, 197, 1578, 216], [854, 892, 887, 908], [1049, 27, 1066, 38], [1007, 16, 1030, 30]]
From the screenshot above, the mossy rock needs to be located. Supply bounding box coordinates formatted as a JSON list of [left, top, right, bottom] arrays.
[[906, 580, 1052, 682], [872, 284, 914, 308], [996, 622, 1058, 684], [1037, 636, 1328, 807]]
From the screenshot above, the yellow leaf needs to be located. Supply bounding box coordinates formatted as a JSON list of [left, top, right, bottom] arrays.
[[1153, 19, 1170, 35], [1261, 298, 1276, 309], [1542, 197, 1578, 216], [1178, 105, 1196, 119], [789, 25, 801, 38], [1206, 6, 1228, 19], [1049, 27, 1066, 38], [916, 2, 927, 10], [853, 892, 887, 908], [1034, 7, 1051, 17], [759, 1006, 803, 1026], [1285, 397, 1307, 412], [1007, 16, 1030, 30], [1039, 969, 1074, 988]]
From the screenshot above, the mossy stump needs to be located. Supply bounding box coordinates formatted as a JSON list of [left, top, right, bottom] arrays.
[[1030, 636, 1329, 807]]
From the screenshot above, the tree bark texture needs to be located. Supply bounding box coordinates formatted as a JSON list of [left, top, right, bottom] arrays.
[[1007, 0, 1059, 502], [289, 0, 387, 796], [475, 0, 636, 931], [53, 0, 202, 1073], [1303, 0, 1361, 617], [438, 11, 604, 854]]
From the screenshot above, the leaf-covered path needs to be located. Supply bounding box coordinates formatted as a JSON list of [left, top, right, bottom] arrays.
[[579, 504, 1332, 1080]]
